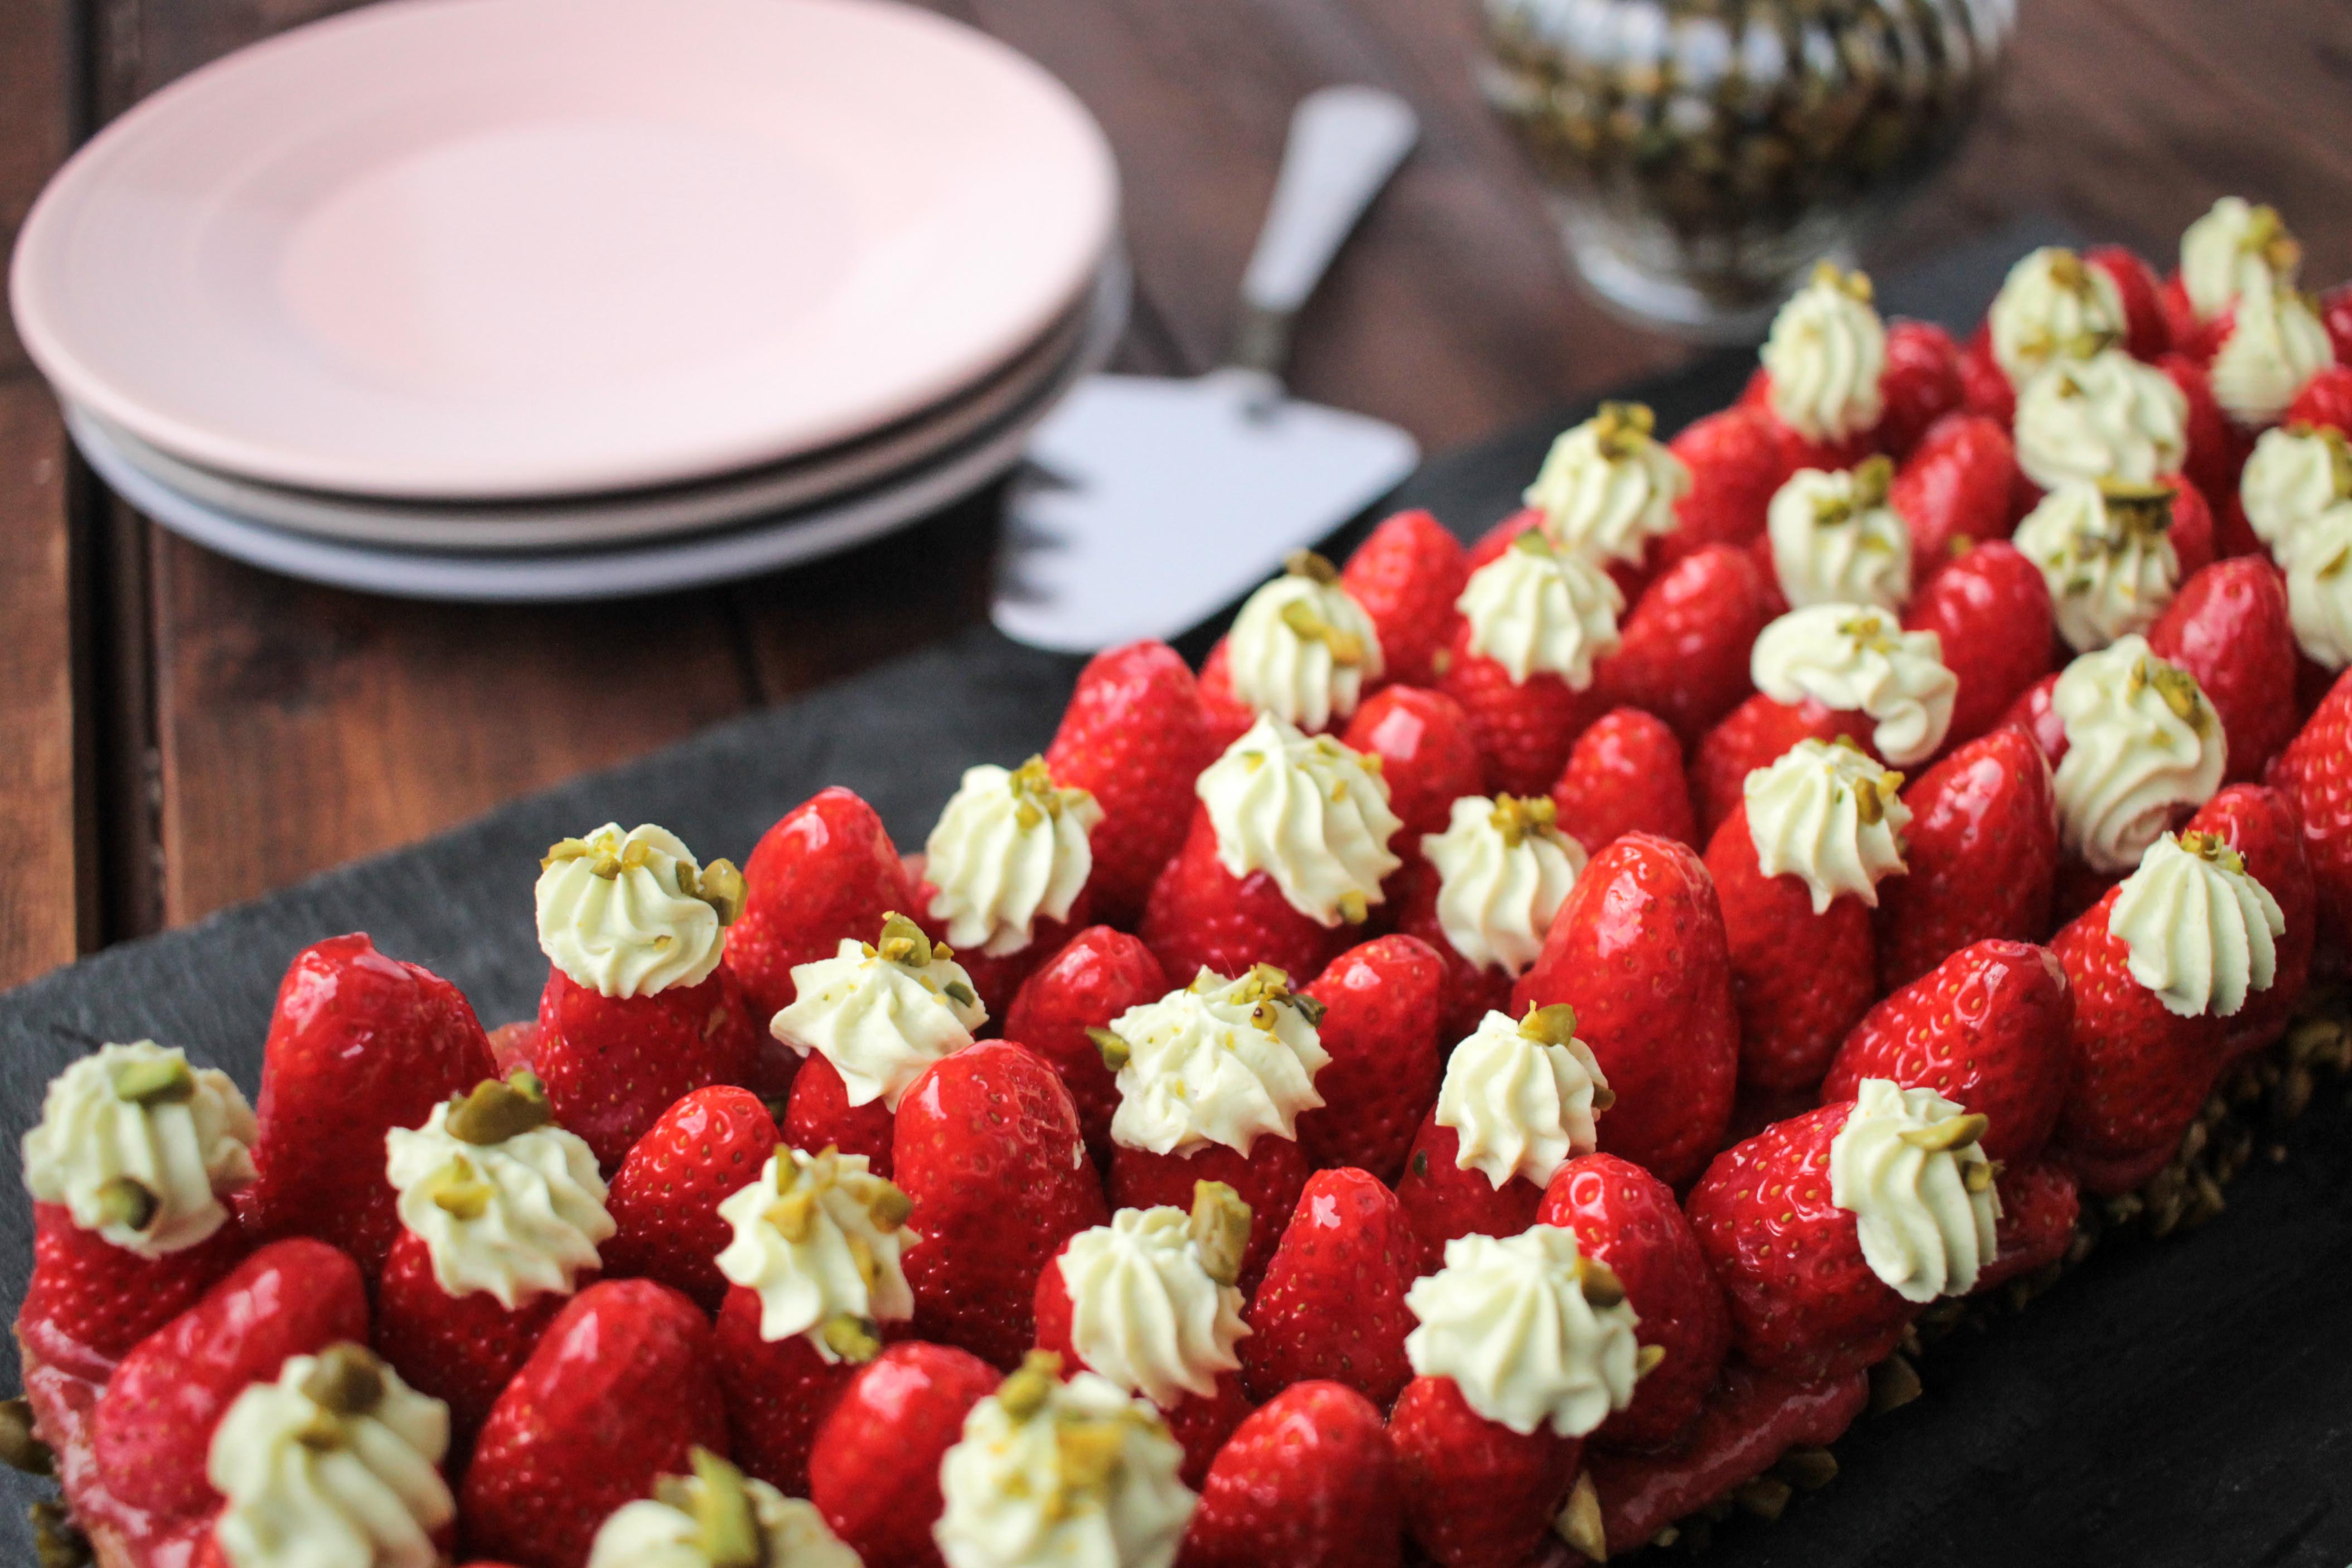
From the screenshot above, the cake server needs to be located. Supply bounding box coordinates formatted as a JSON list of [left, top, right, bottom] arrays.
[[990, 84, 1420, 654]]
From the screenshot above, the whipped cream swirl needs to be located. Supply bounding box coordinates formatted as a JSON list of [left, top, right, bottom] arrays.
[[1420, 795, 1585, 976], [1521, 401, 1690, 566], [2108, 831, 2286, 1019], [2050, 636, 2228, 873], [2013, 349, 2189, 492], [772, 925, 986, 1111], [1743, 737, 1912, 913], [1435, 1008, 1610, 1190], [1404, 1227, 1642, 1439], [925, 759, 1102, 957], [1750, 604, 1957, 767], [2241, 424, 2352, 554], [1105, 967, 1329, 1158], [536, 824, 738, 999], [1057, 1206, 1250, 1407], [1761, 264, 1888, 443], [22, 1041, 256, 1258], [1196, 714, 1402, 926], [384, 1092, 611, 1309], [2285, 503, 2352, 670], [1456, 531, 1623, 688], [1988, 246, 2128, 389], [1765, 461, 1911, 611], [589, 1470, 859, 1568], [1828, 1080, 2001, 1302], [2015, 481, 2183, 652], [2211, 274, 2334, 429], [2181, 197, 2301, 323], [715, 1146, 917, 1358], [1224, 554, 1384, 732]]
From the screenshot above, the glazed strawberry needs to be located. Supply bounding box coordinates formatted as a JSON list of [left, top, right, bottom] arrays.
[[1902, 539, 2054, 752], [1511, 834, 1739, 1185], [2284, 362, 2352, 435], [1435, 550, 1614, 796], [488, 1019, 540, 1079], [601, 1085, 778, 1308], [894, 1041, 1107, 1367], [1339, 685, 1484, 849], [2163, 352, 2243, 506], [1824, 939, 2074, 1163], [1393, 1111, 1541, 1275], [1032, 1185, 1257, 1487], [1043, 641, 1216, 929], [1237, 1168, 1416, 1404], [1667, 406, 1793, 554], [2148, 557, 2301, 782], [1110, 1136, 1308, 1301], [807, 1341, 1000, 1568], [1582, 1361, 1869, 1556], [1391, 793, 1586, 1050], [1973, 1158, 2082, 1295], [374, 1074, 612, 1439], [18, 1042, 257, 1381], [1390, 1375, 1580, 1568], [2160, 273, 2229, 366], [1295, 935, 1445, 1181], [2088, 244, 2170, 361], [776, 911, 988, 1180], [462, 1279, 729, 1568], [237, 933, 497, 1272], [1595, 544, 1782, 748], [1001, 925, 1169, 1169], [1538, 1153, 1730, 1450], [1957, 322, 2016, 425], [725, 787, 919, 1040], [1548, 705, 1697, 850], [1873, 725, 2061, 989], [2186, 785, 2317, 1057], [1141, 715, 1401, 983], [2169, 466, 2220, 580], [1181, 1380, 1404, 1568], [91, 1238, 369, 1521], [1686, 1085, 2000, 1378], [1390, 858, 1509, 1046], [2267, 668, 2352, 940], [1691, 694, 1875, 839], [1340, 509, 1470, 689], [1891, 412, 2021, 564], [1194, 639, 1259, 753], [536, 964, 759, 1172], [1874, 320, 1964, 459], [709, 1145, 919, 1497], [1999, 670, 2067, 764], [1464, 506, 1542, 573]]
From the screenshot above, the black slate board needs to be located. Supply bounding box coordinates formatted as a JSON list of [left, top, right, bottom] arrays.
[[8, 224, 2349, 1567]]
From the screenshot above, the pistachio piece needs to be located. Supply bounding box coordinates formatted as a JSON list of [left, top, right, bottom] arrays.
[[1519, 1003, 1580, 1048], [93, 1175, 157, 1233], [1898, 1112, 1988, 1153], [820, 1314, 883, 1364], [1285, 549, 1340, 585], [0, 1400, 52, 1477], [764, 1188, 819, 1245], [1086, 1027, 1132, 1072], [1869, 1351, 1922, 1413], [868, 1180, 913, 1233], [689, 1447, 766, 1568], [875, 912, 933, 971], [1773, 1444, 1839, 1490], [1736, 1476, 1793, 1521], [1554, 1470, 1607, 1561], [1054, 1419, 1127, 1496], [301, 1343, 387, 1417], [430, 1163, 494, 1222], [696, 859, 747, 927], [1188, 1180, 1253, 1289], [1635, 1343, 1667, 1378], [540, 836, 593, 869], [29, 1501, 89, 1568], [996, 1351, 1063, 1421], [1574, 1254, 1628, 1310], [109, 1055, 196, 1108]]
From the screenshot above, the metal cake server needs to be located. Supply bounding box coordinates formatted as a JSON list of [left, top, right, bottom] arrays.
[[990, 84, 1420, 654]]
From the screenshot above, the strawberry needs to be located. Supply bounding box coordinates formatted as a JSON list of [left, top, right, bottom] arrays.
[[1874, 725, 2061, 989], [2168, 468, 2219, 580], [2088, 245, 2170, 362], [2164, 352, 2243, 507], [1436, 620, 1608, 797], [601, 1086, 779, 1308], [1595, 544, 1782, 748], [1196, 640, 1259, 753], [1510, 835, 1739, 1186], [712, 1286, 857, 1498], [1686, 1102, 1932, 1378], [1387, 856, 1513, 1053], [1548, 705, 1698, 851], [1392, 1111, 1543, 1276], [2268, 668, 2352, 941], [1390, 1373, 1581, 1568], [726, 788, 920, 1055], [2000, 671, 2068, 764], [2285, 363, 2352, 435], [1110, 1138, 1308, 1301], [488, 1020, 540, 1079], [1666, 406, 1793, 554], [237, 934, 497, 1273], [783, 1053, 897, 1178], [1339, 686, 1484, 851], [2048, 882, 2225, 1189], [2159, 274, 2228, 366], [1001, 925, 1169, 1170], [1044, 641, 1219, 929], [1902, 539, 2054, 753], [2188, 785, 2317, 1056], [1584, 1361, 1868, 1556], [1182, 1381, 1404, 1568], [1973, 1158, 2082, 1295], [2321, 283, 2352, 365], [912, 883, 1089, 1025], [19, 1206, 249, 1384], [1537, 1153, 1729, 1451], [91, 1238, 369, 1522], [462, 1279, 729, 1568], [1141, 810, 1357, 983], [1464, 506, 1542, 574], [1691, 695, 1876, 840], [375, 1227, 585, 1444], [536, 962, 761, 1172], [1874, 320, 1964, 459], [807, 1341, 1000, 1568], [1957, 322, 2016, 425], [894, 1041, 1107, 1368], [1295, 936, 1445, 1182], [1823, 939, 2074, 1163], [1342, 510, 1471, 689], [1891, 413, 2022, 564], [2147, 557, 2301, 783], [1238, 1168, 1417, 1406]]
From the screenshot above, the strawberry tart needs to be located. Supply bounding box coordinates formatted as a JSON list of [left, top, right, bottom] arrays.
[[11, 201, 2352, 1568]]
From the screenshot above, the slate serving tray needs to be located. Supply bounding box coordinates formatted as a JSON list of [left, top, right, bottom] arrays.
[[6, 224, 2348, 1567]]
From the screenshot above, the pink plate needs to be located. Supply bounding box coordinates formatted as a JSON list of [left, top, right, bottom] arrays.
[[9, 0, 1117, 499]]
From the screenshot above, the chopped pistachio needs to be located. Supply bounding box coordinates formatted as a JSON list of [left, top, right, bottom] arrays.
[[943, 980, 979, 1010], [875, 912, 933, 970], [1285, 549, 1340, 585], [1635, 1343, 1667, 1378], [821, 1314, 883, 1364], [869, 1180, 913, 1233], [429, 1163, 493, 1222], [1555, 1470, 1608, 1560], [540, 836, 592, 869], [1899, 1112, 1989, 1153], [764, 1188, 819, 1244], [1519, 1003, 1580, 1048], [696, 859, 747, 926], [1188, 1180, 1252, 1288], [689, 1447, 766, 1568], [996, 1351, 1063, 1422], [109, 1054, 196, 1108], [0, 1400, 52, 1477], [446, 1071, 552, 1145], [1087, 1027, 1131, 1072], [1574, 1254, 1628, 1309], [93, 1175, 156, 1233], [301, 1343, 386, 1417], [1592, 399, 1656, 459]]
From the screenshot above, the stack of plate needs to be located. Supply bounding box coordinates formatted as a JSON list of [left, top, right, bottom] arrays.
[[10, 0, 1124, 602]]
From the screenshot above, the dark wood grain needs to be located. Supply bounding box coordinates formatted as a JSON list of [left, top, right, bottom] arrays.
[[7, 0, 2352, 967]]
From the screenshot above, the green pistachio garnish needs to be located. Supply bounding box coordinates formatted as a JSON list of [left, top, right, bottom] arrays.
[[996, 1351, 1063, 1422], [109, 1055, 196, 1109], [1284, 549, 1340, 585], [446, 1071, 552, 1146], [875, 912, 934, 971], [1899, 1112, 1989, 1153], [1591, 400, 1656, 459], [821, 1314, 882, 1365], [1086, 1027, 1131, 1072], [1489, 794, 1561, 849], [688, 1448, 768, 1568], [301, 1343, 387, 1418], [1573, 1254, 1628, 1310], [92, 1175, 157, 1233], [1188, 1181, 1252, 1289], [0, 1399, 53, 1477]]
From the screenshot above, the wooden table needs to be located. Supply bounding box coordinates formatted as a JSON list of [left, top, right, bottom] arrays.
[[3, 0, 2348, 992]]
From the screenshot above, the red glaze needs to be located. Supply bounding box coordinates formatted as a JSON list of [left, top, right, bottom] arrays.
[[19, 1205, 249, 1383], [375, 1229, 584, 1443], [2147, 556, 2301, 783], [1691, 695, 1876, 841], [1973, 1159, 2082, 1295], [236, 934, 496, 1272], [1342, 510, 1472, 689], [1874, 320, 1966, 459], [1511, 835, 1739, 1187], [1596, 545, 1783, 748], [1875, 725, 2062, 989], [784, 1053, 898, 1177], [2266, 667, 2352, 942], [1001, 925, 1169, 1170], [1296, 936, 1446, 1182], [535, 964, 761, 1171], [1182, 1381, 1403, 1568], [1824, 938, 2075, 1164], [1239, 1168, 1417, 1407], [713, 1285, 859, 1498], [1390, 1374, 1582, 1568], [1538, 1153, 1731, 1450], [1392, 1113, 1545, 1277], [808, 1341, 1000, 1568], [1140, 810, 1356, 985], [1340, 686, 1485, 849], [1437, 620, 1608, 797], [1548, 706, 1700, 852], [1892, 413, 2022, 563], [602, 1086, 780, 1307], [1109, 1138, 1308, 1300], [1904, 540, 2054, 753]]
